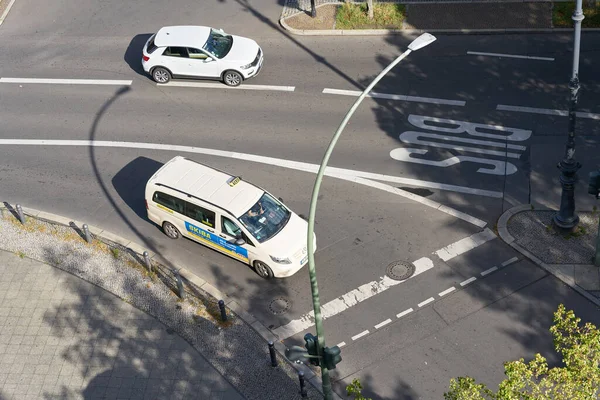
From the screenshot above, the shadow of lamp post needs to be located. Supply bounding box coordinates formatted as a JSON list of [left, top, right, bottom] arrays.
[[301, 33, 437, 400]]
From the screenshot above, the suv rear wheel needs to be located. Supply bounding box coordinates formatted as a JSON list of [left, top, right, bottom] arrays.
[[152, 67, 171, 84]]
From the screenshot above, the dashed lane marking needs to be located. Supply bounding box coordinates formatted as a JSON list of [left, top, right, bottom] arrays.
[[333, 257, 517, 346], [467, 51, 555, 61], [460, 277, 477, 286], [157, 81, 296, 92], [272, 257, 435, 339], [351, 330, 370, 341], [501, 257, 519, 266], [0, 78, 133, 85], [337, 342, 346, 348], [322, 88, 466, 106], [481, 266, 498, 276], [418, 297, 435, 307], [396, 308, 414, 319], [374, 319, 392, 329], [438, 287, 456, 297]]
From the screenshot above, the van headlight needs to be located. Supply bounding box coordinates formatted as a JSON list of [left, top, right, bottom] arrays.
[[270, 255, 291, 264], [240, 63, 252, 70]]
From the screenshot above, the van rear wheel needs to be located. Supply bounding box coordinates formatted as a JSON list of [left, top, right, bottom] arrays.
[[162, 222, 180, 239], [254, 260, 274, 279]]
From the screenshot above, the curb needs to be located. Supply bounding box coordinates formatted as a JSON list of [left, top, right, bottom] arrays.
[[2, 204, 340, 400], [0, 0, 16, 27], [279, 3, 600, 36], [496, 204, 600, 308]]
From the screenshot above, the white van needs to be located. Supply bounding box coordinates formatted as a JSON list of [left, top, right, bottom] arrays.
[[145, 156, 316, 279]]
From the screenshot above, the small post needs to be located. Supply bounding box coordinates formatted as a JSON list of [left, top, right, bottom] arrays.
[[143, 251, 153, 273], [218, 300, 227, 322], [595, 217, 600, 267], [82, 224, 92, 243], [298, 370, 308, 398], [175, 270, 185, 299], [15, 204, 25, 224], [268, 341, 277, 367]]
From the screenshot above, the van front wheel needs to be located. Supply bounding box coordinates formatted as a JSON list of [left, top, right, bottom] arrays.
[[254, 260, 274, 279], [162, 222, 180, 239]]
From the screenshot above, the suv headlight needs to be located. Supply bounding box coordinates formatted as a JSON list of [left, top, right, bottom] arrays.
[[240, 63, 252, 70], [270, 255, 291, 264]]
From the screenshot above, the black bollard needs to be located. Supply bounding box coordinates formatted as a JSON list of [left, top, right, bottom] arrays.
[[268, 341, 277, 367], [298, 370, 307, 398], [143, 251, 152, 273], [218, 300, 227, 322], [15, 204, 25, 224], [82, 224, 92, 243]]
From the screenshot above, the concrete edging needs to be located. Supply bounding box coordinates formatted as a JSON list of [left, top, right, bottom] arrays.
[[497, 204, 600, 308], [2, 204, 339, 399], [279, 3, 600, 36]]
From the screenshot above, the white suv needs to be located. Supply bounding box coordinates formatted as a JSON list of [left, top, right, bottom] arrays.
[[142, 26, 263, 87]]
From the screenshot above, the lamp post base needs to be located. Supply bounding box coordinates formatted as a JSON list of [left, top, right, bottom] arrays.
[[553, 159, 581, 230]]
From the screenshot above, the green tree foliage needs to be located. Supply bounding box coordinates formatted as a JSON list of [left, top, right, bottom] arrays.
[[346, 378, 373, 400], [445, 304, 600, 399]]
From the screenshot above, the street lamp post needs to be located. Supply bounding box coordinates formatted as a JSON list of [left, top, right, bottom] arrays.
[[304, 33, 436, 400], [554, 0, 585, 229]]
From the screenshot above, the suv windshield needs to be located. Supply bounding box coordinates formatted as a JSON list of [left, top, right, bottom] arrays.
[[238, 193, 291, 243], [202, 29, 233, 59]]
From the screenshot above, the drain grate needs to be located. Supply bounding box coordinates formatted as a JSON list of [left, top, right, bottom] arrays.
[[386, 261, 416, 281], [269, 297, 291, 315]]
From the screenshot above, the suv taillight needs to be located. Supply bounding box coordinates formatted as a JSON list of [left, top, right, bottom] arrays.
[[142, 55, 150, 62]]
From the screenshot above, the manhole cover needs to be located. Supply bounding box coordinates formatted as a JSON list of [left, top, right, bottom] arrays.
[[269, 297, 291, 315], [386, 261, 416, 281]]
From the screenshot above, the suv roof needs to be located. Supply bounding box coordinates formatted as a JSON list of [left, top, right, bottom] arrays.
[[149, 156, 263, 218], [154, 26, 211, 49]]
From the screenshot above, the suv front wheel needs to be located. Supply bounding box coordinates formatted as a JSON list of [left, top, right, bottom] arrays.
[[223, 70, 242, 87]]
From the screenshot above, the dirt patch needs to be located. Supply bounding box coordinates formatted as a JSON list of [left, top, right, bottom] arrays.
[[284, 4, 338, 30]]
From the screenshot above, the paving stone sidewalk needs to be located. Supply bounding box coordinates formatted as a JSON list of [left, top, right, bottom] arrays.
[[0, 250, 244, 400], [498, 206, 600, 306]]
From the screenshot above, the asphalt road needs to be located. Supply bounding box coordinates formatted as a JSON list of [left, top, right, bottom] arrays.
[[1, 0, 600, 398]]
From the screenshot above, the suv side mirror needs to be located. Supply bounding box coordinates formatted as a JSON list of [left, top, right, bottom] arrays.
[[235, 238, 245, 246]]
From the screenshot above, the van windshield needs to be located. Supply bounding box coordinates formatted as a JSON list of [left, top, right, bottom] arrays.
[[238, 193, 290, 243]]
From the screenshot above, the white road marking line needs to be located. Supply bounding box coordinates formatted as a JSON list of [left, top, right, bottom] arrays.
[[396, 308, 414, 318], [460, 277, 477, 286], [467, 51, 554, 61], [158, 81, 296, 92], [322, 88, 466, 106], [272, 257, 434, 339], [435, 228, 496, 261], [337, 342, 346, 348], [481, 266, 498, 276], [0, 0, 17, 27], [418, 297, 435, 307], [438, 287, 456, 297], [501, 256, 519, 267], [374, 319, 392, 329], [0, 139, 488, 227], [351, 330, 370, 341], [497, 104, 600, 120], [0, 78, 132, 85]]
